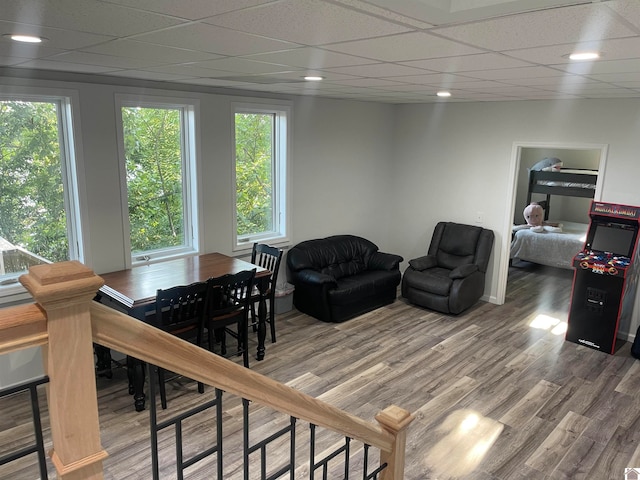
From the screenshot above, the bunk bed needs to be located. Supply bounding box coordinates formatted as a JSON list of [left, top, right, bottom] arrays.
[[526, 168, 598, 220], [511, 168, 598, 269]]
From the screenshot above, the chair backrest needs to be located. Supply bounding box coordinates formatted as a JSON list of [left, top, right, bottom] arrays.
[[428, 222, 495, 272], [208, 269, 256, 319], [251, 243, 283, 289], [153, 281, 209, 333]]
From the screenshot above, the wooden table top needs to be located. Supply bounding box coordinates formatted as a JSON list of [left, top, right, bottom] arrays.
[[98, 252, 269, 310]]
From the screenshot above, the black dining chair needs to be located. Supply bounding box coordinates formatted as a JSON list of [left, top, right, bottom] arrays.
[[249, 243, 283, 343], [205, 269, 256, 368], [150, 281, 209, 409]]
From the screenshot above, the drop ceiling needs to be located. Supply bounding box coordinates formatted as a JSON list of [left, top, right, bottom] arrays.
[[1, 0, 640, 103]]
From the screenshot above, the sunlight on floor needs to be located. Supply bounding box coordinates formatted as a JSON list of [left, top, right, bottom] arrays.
[[424, 409, 503, 479], [529, 314, 567, 336]]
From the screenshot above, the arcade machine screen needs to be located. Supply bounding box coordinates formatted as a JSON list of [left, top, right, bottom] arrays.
[[588, 222, 637, 258]]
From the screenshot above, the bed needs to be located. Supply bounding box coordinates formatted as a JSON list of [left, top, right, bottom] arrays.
[[511, 168, 598, 269], [510, 221, 588, 269]]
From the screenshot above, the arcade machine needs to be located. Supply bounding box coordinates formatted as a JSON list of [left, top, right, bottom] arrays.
[[566, 201, 640, 354]]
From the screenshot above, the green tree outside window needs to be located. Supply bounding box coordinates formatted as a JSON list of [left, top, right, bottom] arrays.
[[235, 112, 274, 237], [122, 106, 184, 253], [0, 100, 69, 273]]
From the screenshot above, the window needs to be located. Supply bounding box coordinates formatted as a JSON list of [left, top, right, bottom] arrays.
[[116, 96, 199, 265], [0, 93, 84, 291], [233, 102, 290, 250]]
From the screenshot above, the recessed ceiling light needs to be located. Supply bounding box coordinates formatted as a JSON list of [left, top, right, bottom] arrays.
[[437, 91, 452, 98], [303, 75, 324, 81], [568, 52, 600, 61], [4, 34, 45, 43]]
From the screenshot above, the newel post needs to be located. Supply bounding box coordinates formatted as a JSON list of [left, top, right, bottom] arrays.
[[20, 261, 107, 480], [375, 405, 414, 480]]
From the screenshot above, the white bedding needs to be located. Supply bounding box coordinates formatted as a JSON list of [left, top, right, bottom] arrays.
[[510, 221, 588, 269], [536, 181, 595, 189]]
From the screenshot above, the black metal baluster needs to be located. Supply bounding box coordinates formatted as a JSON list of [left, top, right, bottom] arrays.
[[149, 369, 223, 479], [0, 376, 50, 479]]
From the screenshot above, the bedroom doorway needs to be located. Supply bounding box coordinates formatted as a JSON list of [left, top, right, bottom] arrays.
[[496, 142, 608, 304]]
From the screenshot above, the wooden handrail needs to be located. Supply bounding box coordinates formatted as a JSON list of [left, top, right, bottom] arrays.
[[90, 301, 410, 453], [0, 303, 47, 355]]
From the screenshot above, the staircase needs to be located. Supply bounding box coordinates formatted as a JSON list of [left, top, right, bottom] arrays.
[[0, 261, 413, 479]]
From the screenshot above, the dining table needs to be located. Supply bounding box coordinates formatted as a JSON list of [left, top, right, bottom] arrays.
[[94, 252, 270, 411]]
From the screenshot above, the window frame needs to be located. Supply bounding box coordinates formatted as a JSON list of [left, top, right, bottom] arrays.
[[115, 94, 201, 267], [0, 86, 89, 302], [231, 101, 291, 252]]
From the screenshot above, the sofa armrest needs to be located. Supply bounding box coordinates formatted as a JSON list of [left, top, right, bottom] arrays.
[[408, 255, 436, 271], [369, 252, 403, 271], [289, 269, 337, 322], [296, 269, 337, 287], [449, 264, 479, 279]]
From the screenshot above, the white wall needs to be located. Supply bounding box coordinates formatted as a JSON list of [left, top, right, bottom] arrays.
[[389, 98, 640, 337], [291, 96, 395, 246]]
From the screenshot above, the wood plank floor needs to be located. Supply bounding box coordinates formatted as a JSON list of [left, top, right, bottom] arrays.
[[2, 262, 640, 479]]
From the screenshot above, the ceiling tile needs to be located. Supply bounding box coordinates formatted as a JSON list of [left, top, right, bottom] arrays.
[[505, 37, 640, 66], [434, 3, 636, 51], [325, 31, 484, 62], [331, 0, 434, 29], [605, 0, 640, 32], [193, 57, 304, 75], [326, 77, 409, 87], [80, 39, 223, 63], [98, 0, 276, 20], [177, 77, 258, 88], [364, 0, 598, 26], [133, 23, 298, 56], [612, 81, 640, 88], [0, 20, 114, 50], [584, 72, 640, 83], [323, 63, 432, 77], [400, 53, 533, 73], [203, 0, 411, 45], [0, 38, 65, 59], [244, 47, 377, 69], [554, 58, 640, 75], [46, 51, 166, 69], [504, 75, 598, 87], [104, 69, 199, 82], [14, 58, 119, 73], [462, 65, 565, 81], [393, 72, 488, 86], [1, 0, 184, 37], [231, 70, 355, 82], [372, 85, 437, 93], [442, 79, 518, 89], [0, 55, 32, 66], [134, 63, 236, 78]]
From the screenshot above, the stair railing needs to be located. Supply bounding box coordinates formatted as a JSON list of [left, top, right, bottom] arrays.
[[0, 260, 414, 479]]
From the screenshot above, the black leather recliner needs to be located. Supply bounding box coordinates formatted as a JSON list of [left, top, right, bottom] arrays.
[[286, 235, 403, 323], [402, 222, 494, 314]]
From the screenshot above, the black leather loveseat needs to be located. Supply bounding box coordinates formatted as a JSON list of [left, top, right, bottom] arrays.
[[286, 235, 403, 323]]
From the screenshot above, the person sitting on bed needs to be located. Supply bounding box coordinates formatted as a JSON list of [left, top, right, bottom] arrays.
[[513, 202, 563, 233]]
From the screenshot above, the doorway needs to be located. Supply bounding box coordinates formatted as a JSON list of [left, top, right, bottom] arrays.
[[496, 142, 608, 304]]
